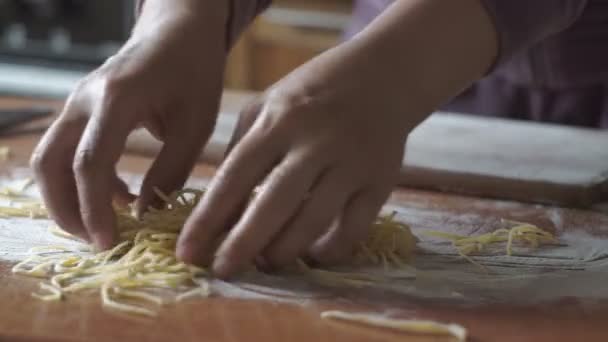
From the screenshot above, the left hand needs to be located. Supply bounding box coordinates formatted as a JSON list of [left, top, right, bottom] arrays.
[[176, 39, 430, 278], [176, 0, 498, 278]]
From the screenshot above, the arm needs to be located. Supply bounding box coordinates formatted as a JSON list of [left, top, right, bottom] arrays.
[[345, 0, 500, 128], [176, 0, 502, 276], [136, 0, 271, 48], [175, 0, 589, 277]]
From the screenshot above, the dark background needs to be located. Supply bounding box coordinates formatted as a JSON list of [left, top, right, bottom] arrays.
[[0, 0, 351, 98], [0, 0, 133, 68]]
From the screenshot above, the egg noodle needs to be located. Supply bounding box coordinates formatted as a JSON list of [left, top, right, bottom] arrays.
[[2, 178, 556, 338], [6, 187, 417, 316], [423, 220, 557, 268], [321, 310, 467, 341]]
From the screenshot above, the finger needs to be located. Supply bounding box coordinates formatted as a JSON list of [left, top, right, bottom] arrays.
[[308, 189, 390, 265], [176, 124, 284, 266], [73, 102, 135, 250], [225, 99, 263, 158], [210, 153, 324, 279], [136, 126, 210, 217], [262, 169, 351, 268], [30, 110, 88, 240]]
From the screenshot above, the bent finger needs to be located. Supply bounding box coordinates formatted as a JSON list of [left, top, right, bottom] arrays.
[[262, 168, 351, 268], [31, 107, 88, 240], [177, 120, 284, 266], [211, 152, 323, 278], [73, 100, 135, 250], [308, 189, 390, 265]]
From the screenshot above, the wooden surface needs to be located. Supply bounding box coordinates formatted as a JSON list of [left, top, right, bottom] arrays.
[[403, 114, 608, 207], [225, 0, 349, 90], [125, 92, 608, 208], [2, 95, 608, 342]]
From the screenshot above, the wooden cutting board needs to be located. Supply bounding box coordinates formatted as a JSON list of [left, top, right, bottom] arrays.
[[2, 104, 608, 342], [403, 114, 608, 207], [126, 92, 608, 208], [1, 162, 608, 342]]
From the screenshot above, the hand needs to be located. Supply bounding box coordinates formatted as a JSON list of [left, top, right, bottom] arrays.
[[176, 40, 428, 278], [176, 0, 498, 278], [31, 2, 228, 249]]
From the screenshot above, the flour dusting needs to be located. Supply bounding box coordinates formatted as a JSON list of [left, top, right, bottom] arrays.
[[2, 170, 608, 307]]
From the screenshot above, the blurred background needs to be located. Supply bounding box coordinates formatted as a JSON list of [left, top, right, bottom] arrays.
[[0, 0, 353, 98]]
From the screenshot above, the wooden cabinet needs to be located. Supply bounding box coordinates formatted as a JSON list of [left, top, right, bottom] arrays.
[[225, 0, 353, 90]]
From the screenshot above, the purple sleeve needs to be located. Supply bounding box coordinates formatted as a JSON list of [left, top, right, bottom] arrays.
[[480, 0, 588, 68], [135, 0, 271, 49]]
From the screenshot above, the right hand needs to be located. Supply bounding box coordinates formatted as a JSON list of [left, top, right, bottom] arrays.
[[30, 4, 228, 249]]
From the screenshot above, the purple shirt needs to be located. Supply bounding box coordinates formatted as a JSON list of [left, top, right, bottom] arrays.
[[226, 0, 272, 47], [347, 0, 608, 128], [140, 0, 608, 128]]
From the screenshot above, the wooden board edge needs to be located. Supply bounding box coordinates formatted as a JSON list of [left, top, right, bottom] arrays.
[[399, 166, 603, 208]]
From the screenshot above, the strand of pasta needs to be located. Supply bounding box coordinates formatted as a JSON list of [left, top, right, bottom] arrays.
[[321, 310, 467, 341], [5, 184, 418, 316], [423, 221, 557, 269]]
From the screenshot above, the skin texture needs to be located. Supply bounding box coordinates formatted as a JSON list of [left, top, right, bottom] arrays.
[[31, 0, 229, 247], [31, 0, 498, 278]]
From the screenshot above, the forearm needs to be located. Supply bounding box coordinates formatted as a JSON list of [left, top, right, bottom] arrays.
[[132, 0, 228, 42], [346, 0, 498, 128], [135, 0, 270, 49]]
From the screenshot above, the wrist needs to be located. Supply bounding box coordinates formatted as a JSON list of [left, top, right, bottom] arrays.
[[348, 0, 498, 123], [132, 0, 229, 50]]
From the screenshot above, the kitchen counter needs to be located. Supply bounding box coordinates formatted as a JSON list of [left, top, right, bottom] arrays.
[[1, 92, 608, 342]]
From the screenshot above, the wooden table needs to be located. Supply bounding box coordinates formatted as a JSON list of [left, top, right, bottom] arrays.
[[1, 94, 608, 342]]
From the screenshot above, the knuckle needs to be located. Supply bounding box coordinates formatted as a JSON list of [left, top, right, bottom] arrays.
[[267, 89, 314, 111], [95, 72, 132, 109], [72, 150, 97, 176], [30, 149, 53, 175], [72, 77, 91, 95], [254, 91, 315, 135], [270, 164, 292, 182], [252, 113, 280, 141], [240, 99, 264, 121], [102, 73, 128, 95], [64, 71, 101, 107]]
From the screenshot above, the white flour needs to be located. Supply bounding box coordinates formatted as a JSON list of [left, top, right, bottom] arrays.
[[2, 170, 608, 307]]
